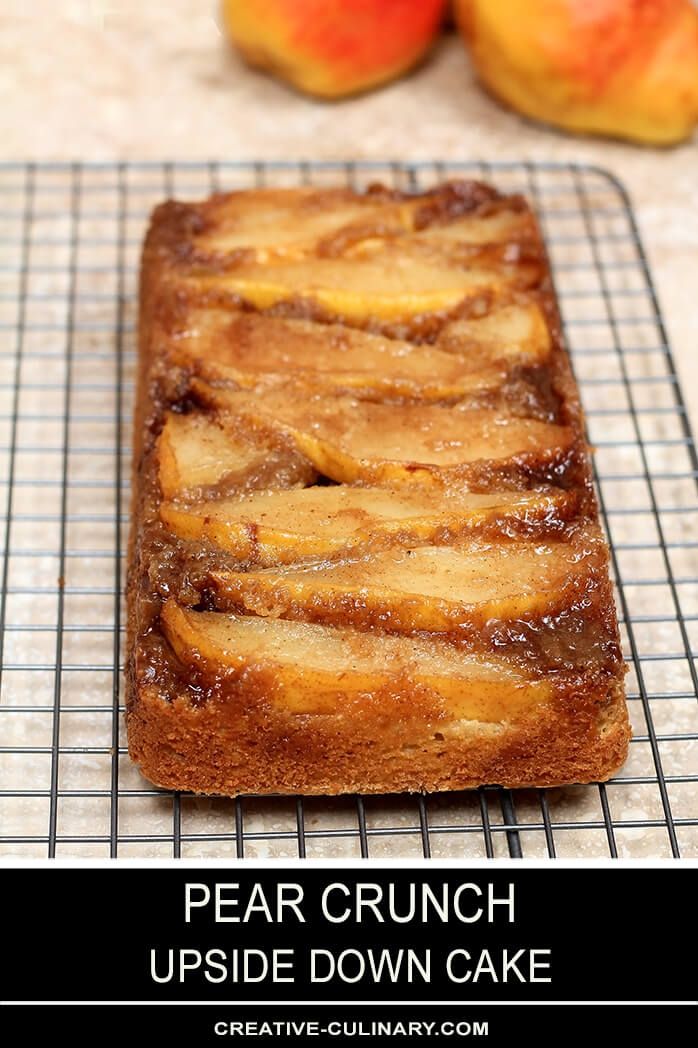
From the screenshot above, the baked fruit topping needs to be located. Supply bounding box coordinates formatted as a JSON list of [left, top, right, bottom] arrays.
[[127, 180, 629, 795]]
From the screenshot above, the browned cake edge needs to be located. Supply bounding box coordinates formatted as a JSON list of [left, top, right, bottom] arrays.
[[127, 676, 629, 795], [125, 181, 630, 796]]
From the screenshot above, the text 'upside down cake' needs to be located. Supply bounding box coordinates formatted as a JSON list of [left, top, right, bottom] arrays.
[[127, 179, 630, 795]]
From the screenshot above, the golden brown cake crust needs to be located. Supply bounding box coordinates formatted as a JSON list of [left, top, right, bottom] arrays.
[[126, 180, 630, 797]]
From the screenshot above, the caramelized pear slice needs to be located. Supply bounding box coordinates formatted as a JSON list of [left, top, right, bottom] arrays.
[[192, 189, 532, 260], [162, 601, 552, 720], [209, 537, 601, 633], [193, 188, 415, 258], [416, 209, 535, 246], [191, 383, 574, 488], [173, 311, 506, 401], [436, 302, 552, 368], [160, 487, 578, 565], [157, 410, 317, 501], [191, 238, 536, 321], [157, 412, 268, 500]]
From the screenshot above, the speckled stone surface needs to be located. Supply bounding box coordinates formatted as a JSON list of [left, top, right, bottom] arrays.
[[0, 3, 696, 859]]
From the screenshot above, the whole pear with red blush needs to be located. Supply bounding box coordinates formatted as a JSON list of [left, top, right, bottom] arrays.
[[221, 0, 447, 99]]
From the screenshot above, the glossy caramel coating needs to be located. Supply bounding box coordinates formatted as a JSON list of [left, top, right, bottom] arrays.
[[127, 180, 629, 795]]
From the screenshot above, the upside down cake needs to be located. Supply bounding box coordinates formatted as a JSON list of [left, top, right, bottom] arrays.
[[127, 179, 630, 795]]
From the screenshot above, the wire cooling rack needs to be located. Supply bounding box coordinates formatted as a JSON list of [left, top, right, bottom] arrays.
[[0, 160, 696, 860]]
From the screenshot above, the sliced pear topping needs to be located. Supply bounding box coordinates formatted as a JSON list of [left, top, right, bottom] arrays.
[[160, 486, 578, 565], [187, 230, 540, 321], [191, 384, 574, 488], [208, 537, 601, 633], [192, 189, 532, 261], [193, 188, 415, 257], [169, 311, 507, 401], [161, 601, 552, 720], [157, 412, 269, 500], [437, 302, 552, 368], [199, 259, 507, 320]]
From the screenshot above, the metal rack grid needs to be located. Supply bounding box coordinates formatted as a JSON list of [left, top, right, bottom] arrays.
[[0, 159, 696, 860]]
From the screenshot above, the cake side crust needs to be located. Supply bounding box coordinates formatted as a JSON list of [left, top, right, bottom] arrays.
[[127, 671, 630, 795]]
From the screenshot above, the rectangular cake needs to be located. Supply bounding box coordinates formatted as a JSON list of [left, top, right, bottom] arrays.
[[126, 179, 630, 795]]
